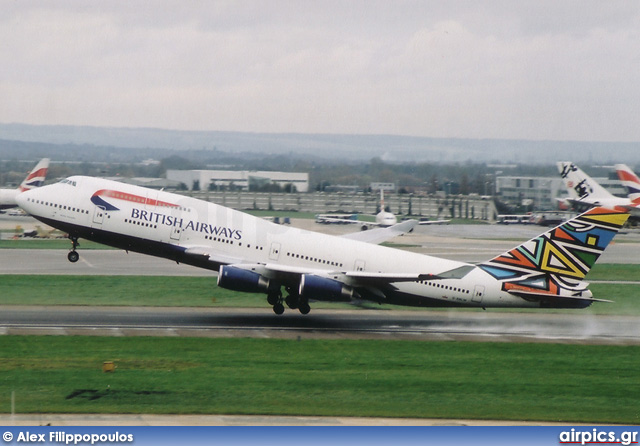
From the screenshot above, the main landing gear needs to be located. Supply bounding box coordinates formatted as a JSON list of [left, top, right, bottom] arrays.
[[67, 235, 80, 263], [267, 288, 310, 315]]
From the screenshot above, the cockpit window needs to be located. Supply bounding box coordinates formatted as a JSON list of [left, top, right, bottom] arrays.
[[59, 178, 77, 187]]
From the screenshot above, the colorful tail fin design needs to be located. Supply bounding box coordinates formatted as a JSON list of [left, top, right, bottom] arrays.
[[479, 207, 629, 301], [615, 164, 640, 204], [18, 158, 50, 192]]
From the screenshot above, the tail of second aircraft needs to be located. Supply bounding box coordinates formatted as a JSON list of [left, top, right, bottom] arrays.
[[615, 164, 640, 204], [557, 161, 615, 203], [18, 158, 50, 192], [479, 206, 629, 306]]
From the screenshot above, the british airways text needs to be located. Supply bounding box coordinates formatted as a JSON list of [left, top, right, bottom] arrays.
[[130, 209, 242, 240]]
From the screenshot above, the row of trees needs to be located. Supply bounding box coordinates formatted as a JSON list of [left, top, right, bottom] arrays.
[[0, 151, 576, 196]]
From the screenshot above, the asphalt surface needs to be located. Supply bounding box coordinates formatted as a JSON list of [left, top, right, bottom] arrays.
[[2, 306, 639, 345]]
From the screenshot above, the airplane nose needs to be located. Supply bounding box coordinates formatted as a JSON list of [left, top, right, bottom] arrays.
[[15, 188, 35, 212]]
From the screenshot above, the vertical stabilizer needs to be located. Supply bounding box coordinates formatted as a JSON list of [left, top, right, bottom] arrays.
[[18, 158, 50, 192], [557, 161, 615, 202], [479, 207, 629, 303], [615, 164, 640, 204]]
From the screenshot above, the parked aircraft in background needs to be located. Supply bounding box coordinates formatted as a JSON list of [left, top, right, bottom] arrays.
[[315, 213, 359, 224], [316, 189, 449, 229], [615, 164, 640, 203], [16, 175, 628, 314], [557, 161, 640, 217], [0, 158, 49, 210]]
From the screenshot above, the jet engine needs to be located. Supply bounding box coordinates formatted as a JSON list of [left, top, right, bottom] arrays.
[[217, 265, 270, 293], [299, 274, 353, 302]]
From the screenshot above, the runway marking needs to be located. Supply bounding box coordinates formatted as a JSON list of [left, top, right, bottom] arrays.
[[80, 256, 94, 268]]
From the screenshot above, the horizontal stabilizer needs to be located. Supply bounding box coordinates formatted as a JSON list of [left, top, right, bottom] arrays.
[[505, 288, 612, 303]]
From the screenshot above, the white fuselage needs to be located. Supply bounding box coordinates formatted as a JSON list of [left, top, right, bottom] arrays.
[[0, 188, 18, 210], [16, 176, 536, 309], [375, 210, 397, 227]]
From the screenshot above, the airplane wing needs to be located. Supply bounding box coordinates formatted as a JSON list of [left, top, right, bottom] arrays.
[[316, 215, 380, 229], [341, 219, 418, 244], [315, 215, 359, 224], [181, 246, 246, 266], [236, 262, 475, 289], [418, 219, 450, 225]]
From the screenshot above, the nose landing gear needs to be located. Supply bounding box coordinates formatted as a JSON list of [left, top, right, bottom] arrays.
[[67, 235, 80, 263]]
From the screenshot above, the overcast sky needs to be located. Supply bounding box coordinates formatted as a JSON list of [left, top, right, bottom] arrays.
[[2, 1, 640, 142]]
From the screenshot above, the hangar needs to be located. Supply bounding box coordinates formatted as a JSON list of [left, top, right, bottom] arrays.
[[166, 170, 310, 192]]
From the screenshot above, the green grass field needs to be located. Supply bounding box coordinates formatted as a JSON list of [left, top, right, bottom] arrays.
[[0, 239, 114, 250], [0, 264, 638, 422], [1, 336, 638, 423]]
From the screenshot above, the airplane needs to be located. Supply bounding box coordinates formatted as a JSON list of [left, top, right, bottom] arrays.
[[0, 158, 50, 210], [15, 175, 628, 314], [614, 164, 640, 203], [557, 161, 640, 216], [316, 189, 449, 229]]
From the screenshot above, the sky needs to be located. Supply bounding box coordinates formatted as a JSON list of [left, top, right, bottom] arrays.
[[2, 0, 640, 142]]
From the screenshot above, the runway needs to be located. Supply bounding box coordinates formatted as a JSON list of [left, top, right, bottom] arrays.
[[2, 306, 639, 345]]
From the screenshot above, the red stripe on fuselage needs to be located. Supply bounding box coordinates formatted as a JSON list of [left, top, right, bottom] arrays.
[[93, 189, 179, 208]]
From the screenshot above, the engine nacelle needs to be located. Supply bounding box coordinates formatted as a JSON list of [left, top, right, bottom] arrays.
[[217, 265, 270, 293], [299, 274, 353, 302]]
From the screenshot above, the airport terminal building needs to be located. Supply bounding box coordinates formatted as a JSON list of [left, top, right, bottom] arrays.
[[495, 175, 625, 210], [166, 170, 310, 193]]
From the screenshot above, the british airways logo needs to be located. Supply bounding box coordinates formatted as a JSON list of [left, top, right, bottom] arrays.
[[130, 208, 242, 240], [91, 189, 243, 240]]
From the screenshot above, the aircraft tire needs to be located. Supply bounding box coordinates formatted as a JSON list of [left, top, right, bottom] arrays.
[[298, 303, 310, 315], [267, 291, 281, 306], [67, 251, 79, 263], [273, 303, 285, 315]]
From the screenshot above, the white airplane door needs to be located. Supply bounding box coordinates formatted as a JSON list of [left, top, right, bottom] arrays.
[[170, 224, 182, 241], [354, 259, 366, 271], [472, 285, 485, 303], [92, 206, 105, 227], [269, 242, 281, 261]]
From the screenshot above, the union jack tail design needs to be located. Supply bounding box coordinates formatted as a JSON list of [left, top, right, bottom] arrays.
[[615, 164, 640, 204], [18, 158, 50, 192], [479, 207, 629, 302]]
